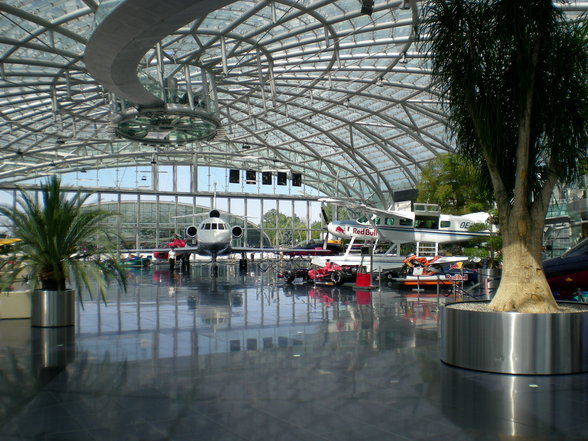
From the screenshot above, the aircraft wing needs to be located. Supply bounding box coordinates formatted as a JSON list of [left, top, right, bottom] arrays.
[[125, 246, 198, 254], [318, 197, 411, 220], [126, 245, 335, 256], [231, 246, 335, 256]]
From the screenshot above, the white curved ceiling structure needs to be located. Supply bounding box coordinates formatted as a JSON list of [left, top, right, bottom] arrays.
[[0, 0, 585, 206]]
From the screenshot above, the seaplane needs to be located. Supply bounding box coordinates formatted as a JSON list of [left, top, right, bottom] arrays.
[[311, 198, 493, 271]]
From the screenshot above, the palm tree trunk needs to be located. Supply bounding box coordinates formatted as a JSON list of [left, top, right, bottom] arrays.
[[489, 203, 558, 313]]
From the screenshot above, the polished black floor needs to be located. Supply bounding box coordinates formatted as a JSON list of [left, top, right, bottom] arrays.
[[1, 261, 588, 441]]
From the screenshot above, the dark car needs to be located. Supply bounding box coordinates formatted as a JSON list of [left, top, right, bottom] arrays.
[[543, 238, 588, 299], [282, 239, 344, 257]]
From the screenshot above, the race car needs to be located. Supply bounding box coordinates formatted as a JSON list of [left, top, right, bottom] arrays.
[[280, 261, 359, 285]]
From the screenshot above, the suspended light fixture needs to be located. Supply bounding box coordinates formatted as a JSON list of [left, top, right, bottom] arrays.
[[114, 104, 219, 144], [361, 0, 374, 15]]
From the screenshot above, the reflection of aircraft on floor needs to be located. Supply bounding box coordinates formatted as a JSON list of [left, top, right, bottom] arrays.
[[128, 209, 336, 275]]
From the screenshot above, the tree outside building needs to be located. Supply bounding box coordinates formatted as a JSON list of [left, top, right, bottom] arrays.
[[416, 153, 494, 214]]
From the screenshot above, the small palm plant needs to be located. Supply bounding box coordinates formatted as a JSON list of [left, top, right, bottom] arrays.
[[0, 176, 127, 301]]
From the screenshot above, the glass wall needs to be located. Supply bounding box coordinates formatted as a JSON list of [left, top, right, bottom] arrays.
[[82, 196, 322, 250]]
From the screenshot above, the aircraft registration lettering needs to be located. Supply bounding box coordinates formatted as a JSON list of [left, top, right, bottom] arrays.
[[352, 227, 378, 237]]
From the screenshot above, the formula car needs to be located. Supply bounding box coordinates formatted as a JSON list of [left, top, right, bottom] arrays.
[[280, 261, 359, 285]]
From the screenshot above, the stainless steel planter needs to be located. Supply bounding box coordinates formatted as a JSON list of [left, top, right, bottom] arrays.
[[478, 268, 501, 299], [440, 300, 588, 374], [30, 289, 75, 327], [32, 326, 75, 368]]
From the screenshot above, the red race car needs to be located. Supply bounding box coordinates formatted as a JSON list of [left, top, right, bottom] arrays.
[[280, 261, 358, 285]]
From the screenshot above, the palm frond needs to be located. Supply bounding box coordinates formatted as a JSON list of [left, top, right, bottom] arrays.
[[0, 176, 127, 301]]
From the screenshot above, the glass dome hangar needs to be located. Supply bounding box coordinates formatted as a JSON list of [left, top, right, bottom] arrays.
[[0, 1, 585, 207]]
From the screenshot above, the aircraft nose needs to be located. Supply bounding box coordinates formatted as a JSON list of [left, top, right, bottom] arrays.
[[328, 222, 345, 236]]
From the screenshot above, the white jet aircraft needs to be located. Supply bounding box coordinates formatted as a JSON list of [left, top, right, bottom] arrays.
[[129, 209, 335, 274]]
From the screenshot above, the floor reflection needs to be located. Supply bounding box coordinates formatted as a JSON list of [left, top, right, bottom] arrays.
[[441, 364, 588, 440], [0, 262, 586, 441]]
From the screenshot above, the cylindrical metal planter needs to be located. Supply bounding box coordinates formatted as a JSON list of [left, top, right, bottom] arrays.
[[440, 301, 588, 374], [478, 268, 501, 299], [31, 289, 75, 327], [32, 326, 75, 368]]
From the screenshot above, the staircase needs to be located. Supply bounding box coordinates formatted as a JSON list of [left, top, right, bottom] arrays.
[[416, 242, 438, 256]]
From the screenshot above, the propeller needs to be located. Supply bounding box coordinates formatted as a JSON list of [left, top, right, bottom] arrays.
[[320, 206, 330, 224], [320, 206, 331, 250]]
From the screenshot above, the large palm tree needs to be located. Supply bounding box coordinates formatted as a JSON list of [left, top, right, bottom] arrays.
[[0, 176, 127, 300], [419, 0, 588, 312]]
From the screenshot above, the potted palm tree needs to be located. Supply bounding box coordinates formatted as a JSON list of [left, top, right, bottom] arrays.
[[0, 176, 127, 327], [419, 0, 588, 374]]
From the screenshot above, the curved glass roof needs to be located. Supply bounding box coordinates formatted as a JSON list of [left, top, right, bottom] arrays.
[[1, 0, 586, 207]]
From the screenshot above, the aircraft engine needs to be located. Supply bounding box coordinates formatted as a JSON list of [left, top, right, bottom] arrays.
[[209, 209, 220, 218], [185, 225, 198, 238], [232, 225, 243, 238]]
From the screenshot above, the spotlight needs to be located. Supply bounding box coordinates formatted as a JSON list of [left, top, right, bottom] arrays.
[[360, 0, 374, 16]]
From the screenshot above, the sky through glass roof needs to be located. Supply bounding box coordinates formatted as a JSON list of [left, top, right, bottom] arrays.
[[1, 0, 585, 207]]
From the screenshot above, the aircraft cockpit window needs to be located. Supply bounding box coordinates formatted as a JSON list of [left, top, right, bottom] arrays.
[[440, 221, 451, 228], [218, 224, 227, 230], [385, 218, 394, 225], [373, 217, 380, 225], [204, 224, 211, 230], [357, 216, 369, 223], [211, 223, 218, 230], [399, 218, 413, 226]]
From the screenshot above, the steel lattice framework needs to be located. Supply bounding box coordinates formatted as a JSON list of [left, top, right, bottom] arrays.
[[0, 0, 585, 207]]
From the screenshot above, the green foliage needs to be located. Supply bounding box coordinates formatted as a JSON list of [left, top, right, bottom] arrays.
[[262, 209, 308, 246], [0, 176, 127, 300], [463, 222, 503, 266], [310, 220, 323, 240], [419, 1, 587, 309], [416, 154, 494, 214], [418, 0, 588, 206]]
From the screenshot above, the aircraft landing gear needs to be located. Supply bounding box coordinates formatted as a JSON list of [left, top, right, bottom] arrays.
[[239, 252, 248, 271], [211, 262, 219, 277]]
